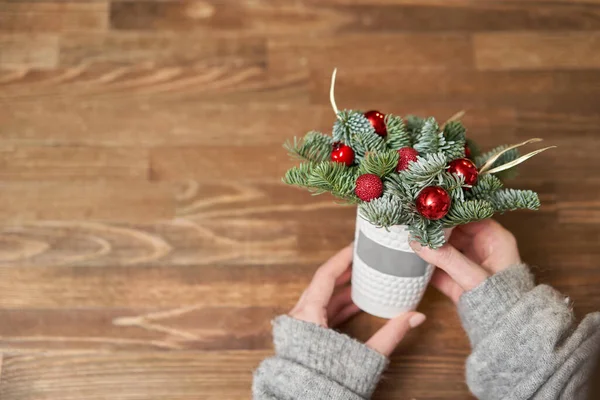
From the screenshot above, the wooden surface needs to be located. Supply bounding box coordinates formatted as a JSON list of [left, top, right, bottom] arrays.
[[0, 1, 599, 399]]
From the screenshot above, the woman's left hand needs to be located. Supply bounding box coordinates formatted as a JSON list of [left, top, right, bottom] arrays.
[[289, 244, 427, 357]]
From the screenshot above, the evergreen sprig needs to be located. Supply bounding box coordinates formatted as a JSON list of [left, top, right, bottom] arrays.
[[467, 174, 503, 199], [440, 172, 466, 203], [398, 153, 447, 189], [441, 200, 495, 228], [283, 162, 359, 202], [359, 193, 410, 227], [440, 121, 467, 160], [413, 117, 443, 154], [486, 189, 540, 212], [333, 110, 374, 144], [385, 114, 411, 150], [284, 131, 333, 162], [358, 149, 399, 177], [408, 218, 445, 249]]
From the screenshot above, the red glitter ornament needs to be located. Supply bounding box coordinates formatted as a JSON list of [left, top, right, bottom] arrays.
[[416, 186, 451, 220], [397, 147, 419, 171], [355, 174, 383, 202], [364, 110, 387, 137], [447, 158, 478, 186], [330, 143, 355, 166]]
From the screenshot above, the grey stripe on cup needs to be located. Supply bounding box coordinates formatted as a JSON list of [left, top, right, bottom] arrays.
[[356, 231, 427, 277]]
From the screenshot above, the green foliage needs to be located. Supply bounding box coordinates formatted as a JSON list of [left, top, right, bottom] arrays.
[[282, 109, 542, 249], [351, 127, 387, 160], [359, 194, 411, 227], [441, 200, 495, 228], [283, 162, 359, 202], [405, 115, 425, 139], [475, 144, 520, 179], [332, 110, 374, 144], [408, 218, 445, 249], [413, 117, 443, 154], [397, 153, 448, 189], [385, 114, 411, 150], [467, 174, 503, 199], [358, 149, 399, 177], [486, 189, 540, 213], [284, 131, 333, 162], [441, 121, 467, 160], [440, 172, 466, 203]]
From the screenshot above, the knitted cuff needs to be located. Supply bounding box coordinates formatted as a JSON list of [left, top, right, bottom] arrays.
[[273, 315, 389, 398], [458, 264, 535, 347]]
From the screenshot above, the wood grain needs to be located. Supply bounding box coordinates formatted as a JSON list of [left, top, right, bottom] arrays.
[[0, 2, 109, 33], [474, 32, 600, 70], [0, 1, 599, 398]]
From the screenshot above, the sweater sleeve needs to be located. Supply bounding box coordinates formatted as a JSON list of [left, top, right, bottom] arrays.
[[252, 315, 389, 400], [458, 264, 600, 400]]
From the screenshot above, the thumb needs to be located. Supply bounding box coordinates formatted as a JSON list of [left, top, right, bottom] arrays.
[[365, 312, 426, 357]]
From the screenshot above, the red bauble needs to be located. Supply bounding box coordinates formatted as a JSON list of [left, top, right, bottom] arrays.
[[464, 144, 471, 159], [355, 174, 383, 202], [330, 143, 355, 166], [416, 186, 451, 220], [397, 147, 419, 171], [447, 158, 478, 186], [364, 110, 387, 137]]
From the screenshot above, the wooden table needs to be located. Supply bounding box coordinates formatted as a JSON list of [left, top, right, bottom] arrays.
[[0, 1, 599, 399]]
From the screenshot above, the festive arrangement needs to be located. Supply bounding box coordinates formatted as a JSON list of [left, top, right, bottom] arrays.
[[283, 70, 553, 249]]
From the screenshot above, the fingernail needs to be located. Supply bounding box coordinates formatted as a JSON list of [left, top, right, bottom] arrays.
[[409, 312, 426, 328], [409, 240, 422, 252]]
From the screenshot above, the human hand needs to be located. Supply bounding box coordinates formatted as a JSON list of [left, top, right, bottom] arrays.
[[410, 219, 521, 303], [289, 244, 427, 357]]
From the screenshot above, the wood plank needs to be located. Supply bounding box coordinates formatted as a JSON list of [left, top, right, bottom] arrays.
[[110, 1, 600, 33], [150, 145, 294, 181], [0, 147, 149, 181], [0, 350, 472, 400], [0, 65, 308, 104], [0, 34, 58, 69], [0, 182, 173, 222], [0, 2, 108, 33], [0, 100, 331, 147], [58, 32, 266, 67], [474, 32, 600, 70], [268, 34, 474, 75]]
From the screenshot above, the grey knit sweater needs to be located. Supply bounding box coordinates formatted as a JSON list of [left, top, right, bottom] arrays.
[[253, 265, 600, 399]]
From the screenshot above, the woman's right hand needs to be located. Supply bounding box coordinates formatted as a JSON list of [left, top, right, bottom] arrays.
[[409, 219, 522, 303]]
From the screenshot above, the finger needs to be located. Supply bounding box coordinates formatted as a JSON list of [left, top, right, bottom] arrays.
[[305, 244, 354, 307], [448, 228, 472, 253], [326, 285, 352, 321], [430, 268, 463, 304], [366, 312, 426, 357], [335, 268, 352, 287], [454, 219, 497, 237], [329, 303, 361, 328], [410, 241, 488, 291]]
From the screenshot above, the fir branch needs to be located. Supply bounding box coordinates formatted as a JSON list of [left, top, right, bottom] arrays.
[[405, 115, 425, 140], [384, 174, 417, 205], [358, 149, 399, 177], [332, 110, 374, 144], [398, 152, 448, 189], [359, 193, 411, 227], [284, 131, 333, 163], [408, 218, 445, 249], [440, 172, 466, 203], [467, 174, 503, 200], [385, 114, 411, 150], [351, 129, 387, 160], [441, 200, 494, 228], [440, 120, 467, 160], [283, 162, 359, 203], [486, 189, 540, 213], [413, 117, 444, 154]]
